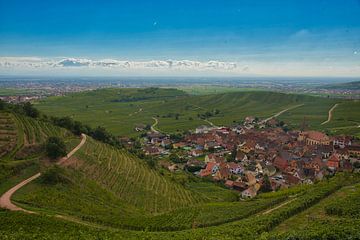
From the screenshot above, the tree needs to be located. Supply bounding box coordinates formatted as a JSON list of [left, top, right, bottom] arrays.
[[260, 175, 272, 193], [169, 153, 181, 163], [45, 137, 67, 160], [0, 100, 5, 110], [92, 126, 111, 142], [23, 102, 39, 118]]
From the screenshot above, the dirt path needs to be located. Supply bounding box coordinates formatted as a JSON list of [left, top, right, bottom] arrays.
[[262, 104, 304, 123], [0, 134, 86, 212], [57, 134, 86, 165], [204, 119, 218, 128], [151, 117, 160, 133], [128, 108, 143, 117], [321, 103, 339, 125], [261, 197, 297, 215]]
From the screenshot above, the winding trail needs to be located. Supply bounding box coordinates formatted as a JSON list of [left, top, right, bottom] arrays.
[[262, 104, 304, 123], [321, 103, 339, 125], [151, 117, 160, 133], [0, 134, 87, 213]]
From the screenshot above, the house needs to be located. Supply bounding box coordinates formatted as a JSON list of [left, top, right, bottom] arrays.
[[284, 173, 301, 185], [327, 154, 340, 169], [244, 116, 256, 124], [215, 164, 230, 180], [161, 139, 171, 147], [227, 162, 242, 174], [173, 142, 187, 149], [199, 162, 219, 177], [273, 156, 288, 171], [242, 186, 257, 198], [205, 154, 224, 163], [144, 146, 162, 156], [235, 151, 248, 162], [333, 136, 352, 148], [195, 125, 214, 134], [245, 172, 256, 186], [347, 145, 360, 157], [233, 181, 247, 191], [225, 180, 234, 188], [190, 149, 203, 157]]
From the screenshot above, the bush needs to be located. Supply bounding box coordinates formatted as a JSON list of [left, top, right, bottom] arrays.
[[40, 166, 71, 185], [45, 137, 67, 160]]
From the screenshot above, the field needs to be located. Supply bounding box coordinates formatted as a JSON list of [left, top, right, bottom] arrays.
[[36, 88, 360, 137], [2, 173, 360, 239]]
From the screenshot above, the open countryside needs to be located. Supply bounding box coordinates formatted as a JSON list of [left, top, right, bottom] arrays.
[[1, 0, 360, 239]]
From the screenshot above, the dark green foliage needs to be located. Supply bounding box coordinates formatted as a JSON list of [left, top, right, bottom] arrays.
[[45, 136, 67, 159], [23, 102, 40, 118], [40, 166, 71, 185], [324, 185, 360, 218], [260, 175, 273, 193], [0, 99, 4, 110]]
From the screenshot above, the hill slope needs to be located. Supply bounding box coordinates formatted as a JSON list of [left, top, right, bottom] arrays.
[[36, 88, 360, 137]]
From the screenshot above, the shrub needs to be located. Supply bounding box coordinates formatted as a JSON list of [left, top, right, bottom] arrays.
[[45, 136, 67, 160]]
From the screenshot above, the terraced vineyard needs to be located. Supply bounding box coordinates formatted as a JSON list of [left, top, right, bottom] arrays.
[[3, 173, 360, 239], [68, 137, 205, 213], [0, 111, 78, 192], [0, 112, 18, 158]]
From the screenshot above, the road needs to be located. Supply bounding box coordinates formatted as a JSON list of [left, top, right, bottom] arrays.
[[262, 104, 304, 123], [0, 134, 87, 212], [151, 117, 160, 133], [321, 103, 339, 125]]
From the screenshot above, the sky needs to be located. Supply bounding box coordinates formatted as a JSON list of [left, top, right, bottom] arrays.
[[0, 0, 359, 77]]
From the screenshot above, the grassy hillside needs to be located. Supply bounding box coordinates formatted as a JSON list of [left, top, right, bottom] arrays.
[[2, 173, 360, 239], [0, 111, 78, 190], [36, 88, 360, 137]]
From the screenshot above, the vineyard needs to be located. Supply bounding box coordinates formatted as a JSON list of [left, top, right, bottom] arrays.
[[69, 137, 206, 213], [1, 106, 360, 239], [3, 173, 360, 239], [0, 111, 78, 194], [0, 112, 18, 158]]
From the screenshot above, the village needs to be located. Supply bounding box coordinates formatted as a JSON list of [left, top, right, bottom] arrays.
[[126, 116, 360, 199]]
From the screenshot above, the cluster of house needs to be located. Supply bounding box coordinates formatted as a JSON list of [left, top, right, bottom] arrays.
[[0, 95, 42, 104], [136, 117, 360, 198]]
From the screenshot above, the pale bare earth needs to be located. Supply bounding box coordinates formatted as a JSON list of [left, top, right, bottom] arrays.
[[261, 197, 297, 215], [262, 104, 304, 123], [321, 103, 339, 125], [151, 117, 160, 133], [0, 134, 86, 213]]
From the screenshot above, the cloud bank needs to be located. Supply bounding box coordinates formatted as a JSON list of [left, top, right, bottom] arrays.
[[0, 57, 237, 70], [0, 56, 359, 77]]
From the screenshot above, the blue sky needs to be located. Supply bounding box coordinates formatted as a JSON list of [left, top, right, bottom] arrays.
[[0, 0, 359, 76]]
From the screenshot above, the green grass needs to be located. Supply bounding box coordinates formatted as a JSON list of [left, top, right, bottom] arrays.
[[36, 88, 360, 137], [2, 173, 360, 239]]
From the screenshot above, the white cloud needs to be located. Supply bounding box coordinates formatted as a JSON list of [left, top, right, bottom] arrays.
[[0, 56, 359, 77], [0, 57, 239, 72]]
